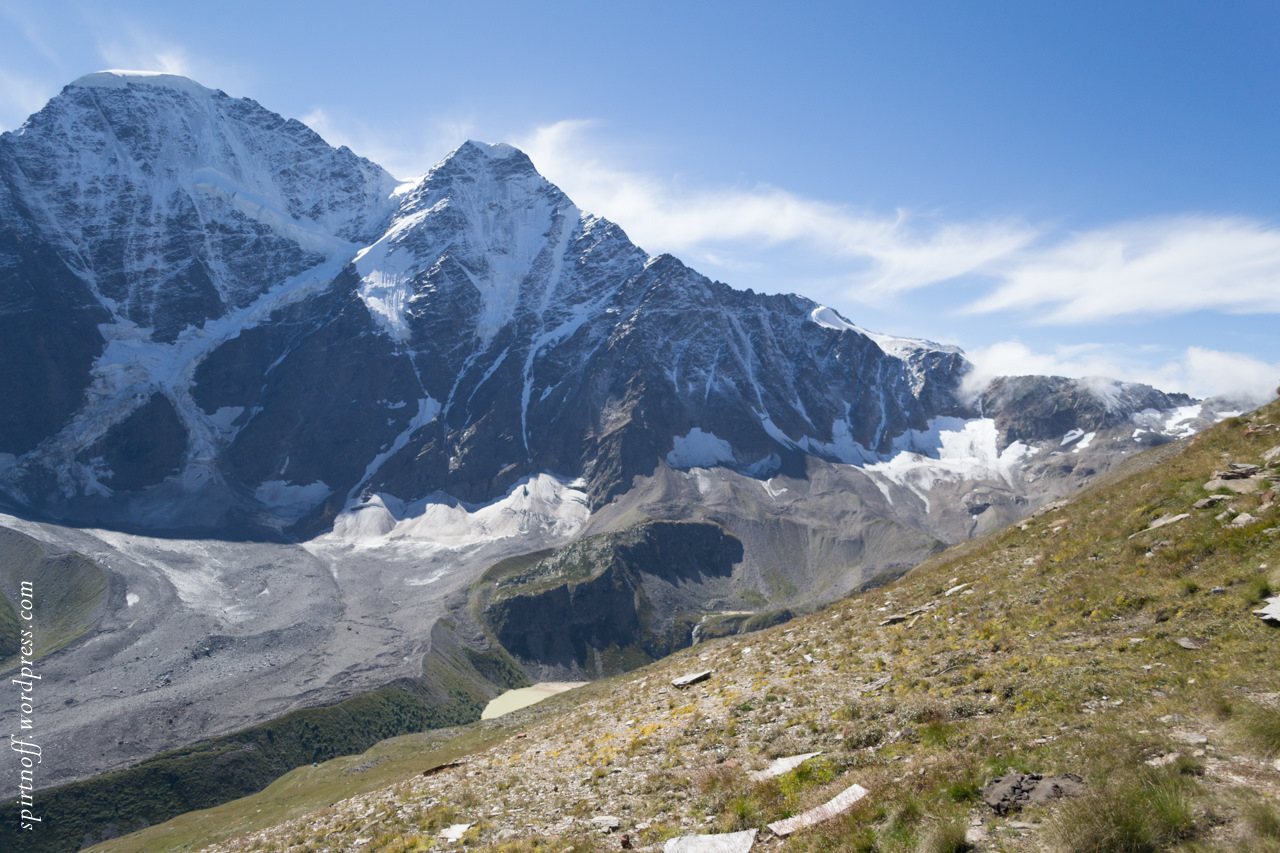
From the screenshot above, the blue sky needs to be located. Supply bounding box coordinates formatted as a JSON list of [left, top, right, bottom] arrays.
[[2, 0, 1278, 401]]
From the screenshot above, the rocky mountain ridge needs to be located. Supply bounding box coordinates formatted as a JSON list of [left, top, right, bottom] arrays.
[[0, 72, 1221, 543]]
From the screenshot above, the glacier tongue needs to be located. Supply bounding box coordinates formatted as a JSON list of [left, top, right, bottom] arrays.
[[322, 473, 589, 551]]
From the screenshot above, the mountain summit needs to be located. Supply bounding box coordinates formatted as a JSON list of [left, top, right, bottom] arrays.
[[0, 73, 1217, 542]]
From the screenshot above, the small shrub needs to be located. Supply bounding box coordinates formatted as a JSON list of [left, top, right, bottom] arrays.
[[1241, 572, 1276, 605], [1232, 701, 1280, 757], [916, 817, 973, 853], [1046, 768, 1196, 852], [1244, 799, 1280, 841]]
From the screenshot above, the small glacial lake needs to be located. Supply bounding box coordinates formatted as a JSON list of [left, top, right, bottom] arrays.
[[481, 682, 587, 719]]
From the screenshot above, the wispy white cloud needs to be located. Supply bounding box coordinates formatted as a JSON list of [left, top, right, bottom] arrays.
[[965, 340, 1280, 404], [971, 217, 1280, 323], [95, 28, 194, 77], [515, 120, 1036, 294], [514, 122, 1280, 330]]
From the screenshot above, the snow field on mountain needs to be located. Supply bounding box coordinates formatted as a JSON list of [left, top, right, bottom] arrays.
[[323, 473, 590, 550]]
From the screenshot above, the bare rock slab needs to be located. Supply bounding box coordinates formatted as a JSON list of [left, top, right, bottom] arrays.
[[768, 782, 869, 836], [748, 752, 822, 781], [672, 670, 713, 688], [982, 772, 1084, 815], [664, 828, 758, 853], [439, 823, 471, 841], [1254, 596, 1280, 624]]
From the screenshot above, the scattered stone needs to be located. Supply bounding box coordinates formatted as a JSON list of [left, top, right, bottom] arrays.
[[590, 815, 621, 832], [1254, 596, 1280, 625], [965, 821, 989, 845], [1129, 513, 1190, 538], [982, 771, 1085, 815], [440, 823, 472, 841], [748, 752, 822, 782], [1171, 731, 1208, 745], [880, 605, 929, 626], [1210, 586, 1226, 594], [1174, 637, 1203, 650], [860, 675, 892, 693], [1265, 446, 1280, 463], [1193, 495, 1229, 509], [1228, 513, 1258, 529], [1146, 752, 1181, 767], [1220, 463, 1263, 479], [945, 582, 971, 596], [663, 828, 757, 853], [1266, 528, 1280, 538], [672, 670, 713, 688], [767, 782, 869, 836]]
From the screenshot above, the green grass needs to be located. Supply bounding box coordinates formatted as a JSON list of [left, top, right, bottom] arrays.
[[1230, 700, 1280, 757], [1046, 768, 1197, 853], [0, 527, 108, 667]]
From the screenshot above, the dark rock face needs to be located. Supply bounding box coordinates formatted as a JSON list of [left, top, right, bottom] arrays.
[[0, 76, 1213, 538], [0, 182, 109, 455], [77, 394, 187, 493], [480, 521, 744, 677]]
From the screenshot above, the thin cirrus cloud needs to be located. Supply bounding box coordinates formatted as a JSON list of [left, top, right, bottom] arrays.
[[970, 217, 1280, 323], [515, 121, 1280, 328]]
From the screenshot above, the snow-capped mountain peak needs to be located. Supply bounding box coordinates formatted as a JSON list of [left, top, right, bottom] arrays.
[[69, 69, 216, 95], [0, 76, 1221, 540]]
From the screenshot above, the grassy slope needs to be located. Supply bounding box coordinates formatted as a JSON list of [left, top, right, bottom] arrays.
[[0, 526, 108, 667], [97, 401, 1280, 852]]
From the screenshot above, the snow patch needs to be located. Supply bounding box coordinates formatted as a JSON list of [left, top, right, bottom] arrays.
[[1072, 431, 1096, 453], [126, 592, 139, 607], [70, 70, 212, 97], [667, 428, 735, 469], [810, 305, 961, 359], [1163, 404, 1205, 438], [1061, 429, 1085, 446]]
